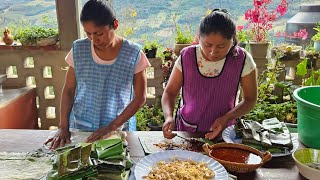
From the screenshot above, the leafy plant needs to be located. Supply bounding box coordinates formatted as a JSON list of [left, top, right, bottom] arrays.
[[162, 48, 174, 83], [296, 58, 320, 86], [243, 51, 297, 123], [14, 26, 58, 45], [136, 98, 164, 131], [312, 22, 320, 42], [142, 37, 160, 51], [236, 26, 250, 43], [175, 25, 193, 44], [173, 14, 193, 44]]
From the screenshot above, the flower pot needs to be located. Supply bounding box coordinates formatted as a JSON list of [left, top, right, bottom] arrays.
[[36, 35, 58, 46], [249, 41, 270, 58], [314, 41, 320, 52], [174, 44, 191, 56], [147, 122, 162, 131], [145, 48, 157, 58]]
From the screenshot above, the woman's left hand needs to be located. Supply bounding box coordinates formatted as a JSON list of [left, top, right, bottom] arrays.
[[205, 116, 229, 140], [86, 126, 113, 143]]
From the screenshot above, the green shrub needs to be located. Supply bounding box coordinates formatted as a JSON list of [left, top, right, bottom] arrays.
[[14, 26, 58, 45]]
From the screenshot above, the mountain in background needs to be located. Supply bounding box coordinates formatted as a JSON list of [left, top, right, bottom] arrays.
[[0, 0, 319, 47]]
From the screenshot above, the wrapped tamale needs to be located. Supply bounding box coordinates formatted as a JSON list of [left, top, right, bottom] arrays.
[[235, 118, 293, 153]]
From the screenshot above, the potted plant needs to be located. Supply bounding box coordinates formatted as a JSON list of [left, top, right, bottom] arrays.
[[172, 14, 194, 56], [271, 43, 302, 61], [162, 48, 175, 85], [312, 22, 320, 52], [305, 49, 320, 69], [245, 0, 288, 58], [14, 26, 58, 46], [136, 98, 164, 131], [236, 26, 250, 48], [143, 39, 160, 58]]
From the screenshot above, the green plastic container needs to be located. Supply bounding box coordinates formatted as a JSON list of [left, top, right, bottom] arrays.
[[293, 86, 320, 149]]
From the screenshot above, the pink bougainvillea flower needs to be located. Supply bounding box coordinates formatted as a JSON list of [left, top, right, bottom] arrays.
[[276, 5, 287, 16], [237, 26, 244, 31]]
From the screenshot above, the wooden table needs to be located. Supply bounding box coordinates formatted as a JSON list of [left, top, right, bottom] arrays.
[[0, 130, 306, 180]]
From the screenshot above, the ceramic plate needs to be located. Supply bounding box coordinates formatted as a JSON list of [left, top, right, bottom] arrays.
[[134, 150, 228, 180], [222, 125, 299, 157]]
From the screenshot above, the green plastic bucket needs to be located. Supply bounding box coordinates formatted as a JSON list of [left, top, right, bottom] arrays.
[[293, 86, 320, 149]]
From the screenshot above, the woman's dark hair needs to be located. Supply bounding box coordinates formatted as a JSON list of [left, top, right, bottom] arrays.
[[80, 0, 115, 27], [199, 9, 238, 46]]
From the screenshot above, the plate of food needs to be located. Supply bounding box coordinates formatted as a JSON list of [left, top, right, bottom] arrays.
[[134, 150, 228, 180], [222, 118, 299, 157], [138, 135, 213, 154]]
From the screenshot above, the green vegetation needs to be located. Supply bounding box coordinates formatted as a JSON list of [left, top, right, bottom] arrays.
[[296, 58, 320, 86], [175, 25, 193, 44], [14, 26, 58, 45], [142, 35, 160, 51], [243, 51, 297, 123], [312, 22, 320, 42], [136, 98, 164, 131]]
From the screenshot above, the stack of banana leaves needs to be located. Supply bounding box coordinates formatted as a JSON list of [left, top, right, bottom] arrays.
[[235, 118, 293, 153], [46, 136, 133, 180], [46, 143, 97, 180], [90, 138, 133, 180]]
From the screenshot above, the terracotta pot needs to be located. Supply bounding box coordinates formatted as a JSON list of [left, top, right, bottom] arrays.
[[2, 29, 14, 45], [249, 41, 270, 58], [203, 143, 272, 173], [174, 43, 191, 56]]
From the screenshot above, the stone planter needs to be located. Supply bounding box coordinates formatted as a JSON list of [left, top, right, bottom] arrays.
[[271, 46, 302, 61], [174, 43, 191, 56], [36, 36, 58, 46], [249, 41, 270, 58]]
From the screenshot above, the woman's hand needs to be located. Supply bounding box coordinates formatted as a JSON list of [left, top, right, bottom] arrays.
[[162, 117, 176, 139], [205, 116, 229, 140], [44, 128, 71, 149], [86, 126, 113, 143]]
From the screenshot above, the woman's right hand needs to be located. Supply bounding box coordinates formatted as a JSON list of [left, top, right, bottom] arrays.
[[162, 118, 176, 139], [44, 128, 71, 149]]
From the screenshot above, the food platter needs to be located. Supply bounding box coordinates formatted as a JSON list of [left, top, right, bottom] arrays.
[[134, 150, 228, 180]]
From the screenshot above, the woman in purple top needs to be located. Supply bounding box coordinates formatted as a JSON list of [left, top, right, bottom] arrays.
[[162, 9, 258, 140]]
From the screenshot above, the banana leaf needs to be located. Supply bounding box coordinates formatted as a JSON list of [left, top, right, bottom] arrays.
[[96, 142, 124, 159], [236, 118, 293, 152], [94, 138, 123, 150], [47, 165, 97, 180], [49, 144, 94, 178]]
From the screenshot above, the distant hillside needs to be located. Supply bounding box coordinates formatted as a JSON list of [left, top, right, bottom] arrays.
[[0, 0, 319, 47]]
